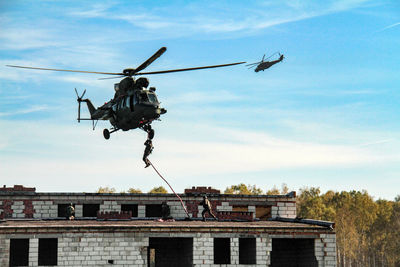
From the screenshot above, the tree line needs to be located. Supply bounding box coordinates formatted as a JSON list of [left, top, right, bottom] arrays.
[[97, 183, 399, 266]]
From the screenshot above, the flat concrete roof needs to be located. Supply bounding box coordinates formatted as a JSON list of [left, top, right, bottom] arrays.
[[0, 219, 333, 235]]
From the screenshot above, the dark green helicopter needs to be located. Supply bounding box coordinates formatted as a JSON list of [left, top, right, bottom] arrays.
[[7, 47, 245, 141]]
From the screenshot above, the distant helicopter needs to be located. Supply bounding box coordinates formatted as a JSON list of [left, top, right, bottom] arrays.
[[246, 52, 284, 72], [7, 47, 245, 141]]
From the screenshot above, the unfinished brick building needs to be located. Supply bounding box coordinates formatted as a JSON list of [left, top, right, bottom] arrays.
[[0, 185, 336, 266]]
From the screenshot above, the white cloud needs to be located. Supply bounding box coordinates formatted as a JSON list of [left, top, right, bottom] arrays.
[[1, 119, 398, 192], [376, 22, 400, 33], [66, 1, 373, 38], [0, 105, 49, 117]]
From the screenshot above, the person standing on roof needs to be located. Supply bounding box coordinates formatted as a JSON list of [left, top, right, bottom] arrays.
[[66, 203, 75, 220], [200, 195, 217, 221]]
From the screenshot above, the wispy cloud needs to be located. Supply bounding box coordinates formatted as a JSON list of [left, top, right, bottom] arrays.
[[67, 1, 372, 38], [0, 105, 49, 117], [376, 22, 400, 33]]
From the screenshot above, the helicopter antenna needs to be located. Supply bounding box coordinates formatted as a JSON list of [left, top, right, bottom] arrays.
[[74, 88, 86, 123]]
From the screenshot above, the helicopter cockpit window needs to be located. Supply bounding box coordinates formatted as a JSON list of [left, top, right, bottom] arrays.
[[139, 92, 149, 103], [147, 93, 158, 104]]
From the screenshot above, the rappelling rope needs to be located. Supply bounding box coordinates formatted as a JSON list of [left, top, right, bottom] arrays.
[[148, 159, 190, 218]]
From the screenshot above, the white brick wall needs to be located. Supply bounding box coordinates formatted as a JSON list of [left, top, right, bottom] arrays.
[[216, 202, 232, 212], [100, 201, 121, 213], [75, 204, 83, 217], [193, 236, 270, 267], [0, 232, 335, 267], [19, 233, 149, 267], [11, 201, 25, 218], [138, 205, 145, 217], [271, 202, 296, 219], [29, 239, 38, 267], [0, 236, 9, 267], [193, 237, 214, 265], [167, 201, 188, 218], [32, 201, 57, 218], [321, 234, 337, 267]]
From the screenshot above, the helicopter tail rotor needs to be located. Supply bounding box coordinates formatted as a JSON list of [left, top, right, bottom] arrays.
[[75, 88, 86, 123]]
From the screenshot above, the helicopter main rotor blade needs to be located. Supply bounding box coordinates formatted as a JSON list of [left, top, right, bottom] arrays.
[[133, 47, 167, 74], [98, 75, 126, 80], [135, 62, 246, 75], [6, 65, 124, 76], [245, 62, 261, 67]]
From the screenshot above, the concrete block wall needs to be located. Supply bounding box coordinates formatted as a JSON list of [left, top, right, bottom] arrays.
[[32, 201, 57, 218], [57, 233, 148, 266], [248, 205, 256, 219], [193, 235, 270, 267], [216, 202, 232, 212], [321, 234, 337, 267], [0, 232, 336, 267], [0, 191, 298, 219], [193, 237, 214, 265], [271, 201, 296, 218], [2, 233, 149, 267], [0, 235, 9, 267], [75, 204, 83, 217], [29, 238, 39, 266], [138, 205, 145, 217], [167, 201, 188, 218], [11, 201, 24, 218], [100, 201, 121, 213]]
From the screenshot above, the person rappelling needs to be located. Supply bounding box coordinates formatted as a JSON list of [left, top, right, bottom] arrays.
[[143, 139, 153, 168]]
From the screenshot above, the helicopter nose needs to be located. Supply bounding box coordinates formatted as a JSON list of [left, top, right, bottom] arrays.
[[156, 108, 167, 115]]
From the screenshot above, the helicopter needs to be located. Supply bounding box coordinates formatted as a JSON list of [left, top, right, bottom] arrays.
[[6, 47, 245, 141], [246, 52, 284, 72]]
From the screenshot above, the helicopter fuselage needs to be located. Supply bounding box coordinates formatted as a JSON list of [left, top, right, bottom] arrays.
[[91, 88, 166, 131], [110, 89, 166, 130]]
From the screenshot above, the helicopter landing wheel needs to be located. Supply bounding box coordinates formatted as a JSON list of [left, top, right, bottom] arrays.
[[103, 129, 110, 140]]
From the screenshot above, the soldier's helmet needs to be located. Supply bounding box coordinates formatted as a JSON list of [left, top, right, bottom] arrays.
[[136, 77, 149, 88]]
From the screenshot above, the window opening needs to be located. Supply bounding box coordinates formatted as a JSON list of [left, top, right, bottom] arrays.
[[9, 239, 29, 267], [214, 238, 230, 264], [146, 204, 162, 217], [239, 238, 256, 264], [121, 204, 138, 217], [148, 237, 193, 267], [57, 204, 74, 218], [38, 238, 58, 266], [83, 204, 100, 217], [271, 239, 318, 267], [255, 206, 271, 220]]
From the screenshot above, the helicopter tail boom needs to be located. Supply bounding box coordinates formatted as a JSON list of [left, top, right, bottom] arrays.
[[75, 88, 97, 122]]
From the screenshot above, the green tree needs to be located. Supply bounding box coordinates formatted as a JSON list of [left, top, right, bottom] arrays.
[[96, 186, 116, 193], [266, 185, 280, 195], [296, 187, 335, 221], [224, 183, 263, 195], [148, 186, 168, 194], [127, 187, 142, 193], [266, 183, 290, 195]]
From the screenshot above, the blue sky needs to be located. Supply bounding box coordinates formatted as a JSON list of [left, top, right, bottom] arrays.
[[0, 0, 399, 199]]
